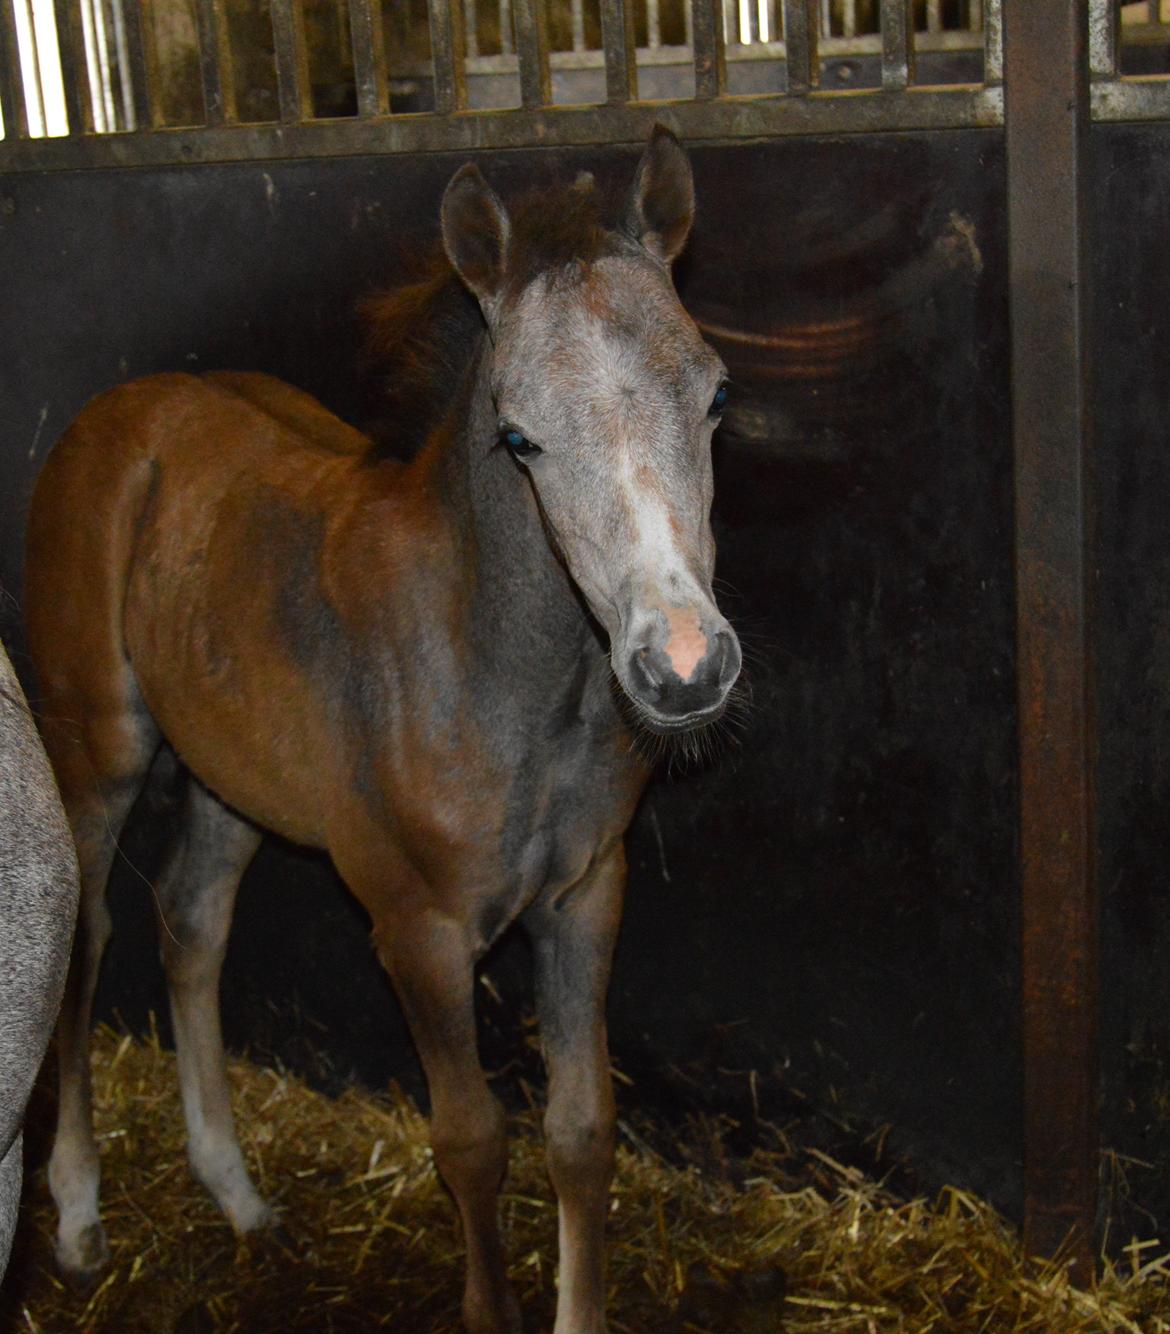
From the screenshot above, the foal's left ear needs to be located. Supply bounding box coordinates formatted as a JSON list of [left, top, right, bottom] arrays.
[[623, 124, 695, 266], [441, 163, 511, 308]]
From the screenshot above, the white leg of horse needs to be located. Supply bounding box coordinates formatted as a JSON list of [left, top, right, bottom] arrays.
[[49, 775, 147, 1281], [155, 780, 270, 1232], [525, 845, 625, 1334]]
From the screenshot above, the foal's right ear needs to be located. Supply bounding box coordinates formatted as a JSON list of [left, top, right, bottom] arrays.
[[441, 164, 511, 309]]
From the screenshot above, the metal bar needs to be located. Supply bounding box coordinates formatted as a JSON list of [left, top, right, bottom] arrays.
[[570, 0, 584, 51], [647, 0, 660, 48], [349, 0, 389, 117], [194, 0, 237, 125], [107, 0, 132, 129], [692, 0, 725, 94], [120, 0, 160, 129], [601, 0, 637, 100], [465, 0, 478, 57], [721, 0, 734, 44], [512, 0, 549, 108], [270, 0, 310, 123], [880, 0, 913, 89], [683, 0, 692, 47], [0, 0, 29, 137], [0, 85, 1007, 170], [984, 0, 1002, 84], [926, 0, 941, 33], [1089, 0, 1119, 80], [1006, 0, 1097, 1281], [78, 0, 107, 130], [21, 0, 47, 132], [782, 0, 817, 92], [498, 0, 512, 54], [428, 0, 467, 112]]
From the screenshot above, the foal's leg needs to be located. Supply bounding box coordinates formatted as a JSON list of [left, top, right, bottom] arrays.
[[154, 780, 269, 1232], [372, 906, 521, 1334], [524, 845, 625, 1334], [41, 703, 159, 1280]]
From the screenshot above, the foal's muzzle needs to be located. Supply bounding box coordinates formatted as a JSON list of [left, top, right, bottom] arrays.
[[624, 626, 742, 732]]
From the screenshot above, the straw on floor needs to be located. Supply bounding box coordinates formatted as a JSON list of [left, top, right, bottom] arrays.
[[2, 1025, 1169, 1332]]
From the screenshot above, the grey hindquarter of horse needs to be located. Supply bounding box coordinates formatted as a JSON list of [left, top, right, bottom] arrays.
[[0, 641, 79, 1282]]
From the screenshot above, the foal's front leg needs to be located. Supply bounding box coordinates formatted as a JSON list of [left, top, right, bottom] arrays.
[[372, 905, 521, 1334], [524, 844, 625, 1334]]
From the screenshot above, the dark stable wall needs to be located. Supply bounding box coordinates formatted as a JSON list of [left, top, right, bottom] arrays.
[[0, 131, 1026, 1218]]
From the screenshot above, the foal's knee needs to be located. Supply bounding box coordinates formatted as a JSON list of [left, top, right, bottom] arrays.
[[431, 1094, 508, 1195], [544, 1107, 616, 1186]]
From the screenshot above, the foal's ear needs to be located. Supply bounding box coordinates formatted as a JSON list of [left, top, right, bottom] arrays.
[[623, 124, 694, 265], [441, 164, 511, 307]]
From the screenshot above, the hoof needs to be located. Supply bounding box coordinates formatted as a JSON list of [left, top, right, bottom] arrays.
[[56, 1221, 110, 1289]]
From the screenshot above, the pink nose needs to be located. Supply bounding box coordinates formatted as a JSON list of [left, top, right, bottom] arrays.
[[663, 608, 708, 682]]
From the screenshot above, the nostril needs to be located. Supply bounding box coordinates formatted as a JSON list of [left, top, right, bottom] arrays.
[[631, 646, 663, 692], [714, 630, 742, 689]]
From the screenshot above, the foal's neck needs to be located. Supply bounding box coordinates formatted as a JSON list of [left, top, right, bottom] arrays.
[[435, 336, 601, 681]]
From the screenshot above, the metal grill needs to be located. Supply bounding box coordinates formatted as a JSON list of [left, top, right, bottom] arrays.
[[2, 0, 1168, 170]]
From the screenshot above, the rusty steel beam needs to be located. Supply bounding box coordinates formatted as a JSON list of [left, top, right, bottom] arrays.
[[349, 0, 389, 117], [600, 0, 637, 103], [428, 0, 467, 114], [1006, 0, 1098, 1280], [880, 0, 914, 90], [691, 0, 726, 99], [194, 0, 237, 125], [783, 0, 818, 94], [270, 0, 311, 123], [512, 0, 550, 109]]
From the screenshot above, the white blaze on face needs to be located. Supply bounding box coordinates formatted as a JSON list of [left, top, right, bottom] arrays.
[[618, 448, 710, 682]]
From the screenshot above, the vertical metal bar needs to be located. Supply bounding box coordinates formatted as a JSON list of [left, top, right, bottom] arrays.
[[349, 0, 388, 116], [969, 0, 982, 34], [78, 0, 107, 130], [195, 0, 238, 125], [880, 0, 913, 89], [1006, 0, 1097, 1282], [512, 0, 549, 107], [1089, 0, 1119, 80], [570, 0, 584, 49], [721, 0, 734, 44], [692, 0, 724, 95], [464, 0, 478, 57], [647, 0, 660, 47], [0, 0, 30, 136], [120, 0, 160, 129], [683, 0, 692, 47], [842, 0, 855, 37], [107, 0, 133, 129], [21, 0, 48, 132], [52, 0, 90, 130], [498, 0, 512, 53], [782, 0, 816, 92], [428, 0, 466, 112], [926, 0, 941, 32], [601, 0, 637, 100], [984, 0, 1002, 84]]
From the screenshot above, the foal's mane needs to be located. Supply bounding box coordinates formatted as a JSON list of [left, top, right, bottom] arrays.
[[362, 173, 627, 461]]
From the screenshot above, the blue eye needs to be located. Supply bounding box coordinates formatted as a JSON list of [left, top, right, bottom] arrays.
[[500, 426, 542, 461], [709, 383, 729, 417]]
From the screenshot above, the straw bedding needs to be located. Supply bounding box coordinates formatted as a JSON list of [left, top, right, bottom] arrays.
[[2, 1026, 1169, 1332]]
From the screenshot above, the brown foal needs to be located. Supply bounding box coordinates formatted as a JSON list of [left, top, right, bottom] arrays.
[[24, 125, 741, 1333]]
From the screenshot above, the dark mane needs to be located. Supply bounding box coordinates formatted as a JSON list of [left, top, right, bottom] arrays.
[[362, 173, 628, 461]]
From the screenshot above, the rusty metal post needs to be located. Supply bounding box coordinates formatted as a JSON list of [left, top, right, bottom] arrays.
[[1006, 0, 1098, 1279]]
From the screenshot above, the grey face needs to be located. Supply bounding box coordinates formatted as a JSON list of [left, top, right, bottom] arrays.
[[492, 255, 742, 732], [440, 125, 743, 733]]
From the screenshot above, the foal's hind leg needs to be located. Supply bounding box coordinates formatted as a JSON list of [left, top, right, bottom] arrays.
[[154, 780, 270, 1232], [41, 699, 159, 1281]]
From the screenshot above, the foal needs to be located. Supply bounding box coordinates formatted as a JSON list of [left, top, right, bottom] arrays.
[[25, 125, 741, 1333]]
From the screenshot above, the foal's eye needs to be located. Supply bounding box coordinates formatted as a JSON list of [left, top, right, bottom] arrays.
[[501, 427, 542, 462], [708, 382, 730, 419]]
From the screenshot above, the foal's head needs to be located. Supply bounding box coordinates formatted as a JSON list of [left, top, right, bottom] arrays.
[[441, 126, 742, 735]]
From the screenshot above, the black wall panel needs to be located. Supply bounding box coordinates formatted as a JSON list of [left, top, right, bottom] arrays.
[[1, 131, 1025, 1215]]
